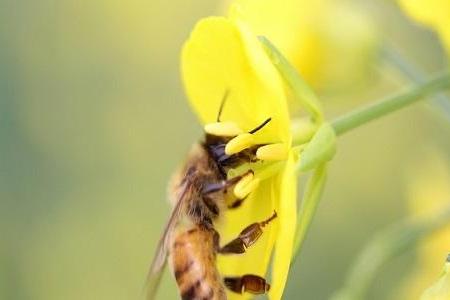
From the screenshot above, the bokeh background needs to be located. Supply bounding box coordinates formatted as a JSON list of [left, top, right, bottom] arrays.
[[1, 0, 449, 299]]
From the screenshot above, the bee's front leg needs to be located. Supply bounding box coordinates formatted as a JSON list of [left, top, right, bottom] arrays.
[[218, 211, 277, 254], [201, 170, 253, 195]]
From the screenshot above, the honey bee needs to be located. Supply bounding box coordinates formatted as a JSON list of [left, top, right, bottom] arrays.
[[146, 92, 277, 300]]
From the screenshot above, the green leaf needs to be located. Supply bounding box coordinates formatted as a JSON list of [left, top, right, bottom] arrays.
[[259, 36, 324, 123], [297, 123, 337, 172]]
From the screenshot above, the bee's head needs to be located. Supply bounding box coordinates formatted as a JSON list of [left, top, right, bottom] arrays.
[[201, 91, 271, 172], [203, 133, 260, 171]]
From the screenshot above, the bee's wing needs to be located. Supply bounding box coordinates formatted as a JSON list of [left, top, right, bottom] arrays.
[[145, 181, 190, 300]]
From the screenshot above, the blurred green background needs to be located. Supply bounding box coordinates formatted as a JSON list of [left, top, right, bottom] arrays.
[[1, 0, 449, 299]]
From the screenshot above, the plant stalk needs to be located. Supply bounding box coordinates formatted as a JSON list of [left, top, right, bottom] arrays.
[[331, 72, 450, 136]]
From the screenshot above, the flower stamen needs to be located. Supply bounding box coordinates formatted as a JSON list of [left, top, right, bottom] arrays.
[[256, 143, 288, 161], [225, 133, 255, 155], [234, 174, 261, 199], [204, 121, 244, 137], [230, 161, 286, 199]]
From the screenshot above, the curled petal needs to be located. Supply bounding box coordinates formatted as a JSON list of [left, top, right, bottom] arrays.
[[181, 17, 290, 144], [269, 152, 297, 300]]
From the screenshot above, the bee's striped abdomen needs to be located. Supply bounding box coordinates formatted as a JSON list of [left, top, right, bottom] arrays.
[[169, 226, 226, 300]]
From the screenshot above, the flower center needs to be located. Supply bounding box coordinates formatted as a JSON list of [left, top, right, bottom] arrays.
[[204, 119, 289, 199]]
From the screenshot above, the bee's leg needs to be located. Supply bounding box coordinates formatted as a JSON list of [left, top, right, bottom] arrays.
[[223, 275, 270, 294], [202, 196, 220, 216], [218, 211, 277, 254], [201, 170, 253, 195]]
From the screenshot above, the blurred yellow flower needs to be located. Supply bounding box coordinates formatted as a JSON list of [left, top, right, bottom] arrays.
[[398, 0, 450, 54], [182, 16, 297, 300], [222, 0, 379, 91], [397, 151, 450, 299]]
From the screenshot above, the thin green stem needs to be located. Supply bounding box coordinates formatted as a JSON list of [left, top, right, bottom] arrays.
[[331, 72, 450, 136], [382, 46, 450, 120], [292, 163, 328, 264]]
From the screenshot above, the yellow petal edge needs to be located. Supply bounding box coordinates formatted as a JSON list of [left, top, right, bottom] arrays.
[[181, 16, 290, 144]]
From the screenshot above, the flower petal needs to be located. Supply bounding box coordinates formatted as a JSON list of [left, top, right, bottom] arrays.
[[269, 152, 297, 300], [181, 17, 290, 143], [216, 175, 278, 300]]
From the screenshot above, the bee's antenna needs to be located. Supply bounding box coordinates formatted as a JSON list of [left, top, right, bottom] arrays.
[[249, 117, 272, 134], [217, 89, 230, 122]]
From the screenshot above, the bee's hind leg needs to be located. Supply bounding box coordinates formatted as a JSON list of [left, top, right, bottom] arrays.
[[218, 211, 277, 254], [223, 275, 270, 294]]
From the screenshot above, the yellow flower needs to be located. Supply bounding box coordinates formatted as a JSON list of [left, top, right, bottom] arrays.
[[398, 0, 450, 54], [222, 0, 379, 90], [182, 16, 297, 299]]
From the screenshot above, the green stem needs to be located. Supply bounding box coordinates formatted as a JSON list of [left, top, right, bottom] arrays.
[[382, 46, 450, 120], [331, 72, 450, 136]]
